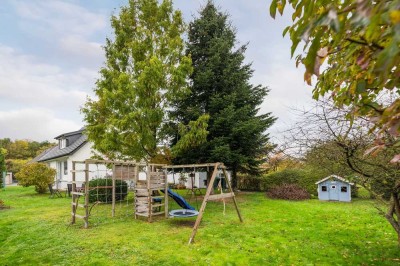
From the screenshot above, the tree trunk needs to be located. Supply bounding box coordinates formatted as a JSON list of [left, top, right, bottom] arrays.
[[231, 167, 237, 190], [384, 190, 400, 246]]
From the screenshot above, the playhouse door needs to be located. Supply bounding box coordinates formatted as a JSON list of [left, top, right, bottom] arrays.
[[329, 184, 339, 201]]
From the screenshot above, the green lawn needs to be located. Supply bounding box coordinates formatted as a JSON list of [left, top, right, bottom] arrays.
[[0, 186, 398, 265]]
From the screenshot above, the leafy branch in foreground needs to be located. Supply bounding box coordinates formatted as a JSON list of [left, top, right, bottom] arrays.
[[271, 0, 400, 160]]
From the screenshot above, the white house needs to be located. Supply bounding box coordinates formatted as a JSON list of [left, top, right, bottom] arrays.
[[33, 128, 106, 189]]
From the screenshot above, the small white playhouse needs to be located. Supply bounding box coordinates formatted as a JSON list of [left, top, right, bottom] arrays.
[[316, 175, 353, 202]]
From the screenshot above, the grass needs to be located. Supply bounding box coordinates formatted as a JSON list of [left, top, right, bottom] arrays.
[[0, 186, 399, 265]]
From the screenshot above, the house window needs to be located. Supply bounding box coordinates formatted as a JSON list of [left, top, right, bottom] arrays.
[[331, 185, 336, 189], [321, 186, 327, 192], [60, 139, 67, 149], [341, 186, 347, 193], [63, 161, 68, 175]]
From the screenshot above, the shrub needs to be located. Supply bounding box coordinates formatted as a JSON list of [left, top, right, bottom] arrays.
[[262, 169, 306, 190], [16, 163, 56, 193], [88, 178, 128, 203], [262, 168, 320, 196], [266, 183, 310, 200]]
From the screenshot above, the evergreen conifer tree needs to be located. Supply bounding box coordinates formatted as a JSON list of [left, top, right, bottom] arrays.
[[171, 1, 276, 188]]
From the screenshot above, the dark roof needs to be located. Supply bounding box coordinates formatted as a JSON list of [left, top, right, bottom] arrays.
[[54, 127, 85, 140], [36, 134, 88, 162], [31, 145, 57, 163]]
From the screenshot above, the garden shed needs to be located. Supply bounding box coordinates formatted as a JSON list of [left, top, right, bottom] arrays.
[[316, 175, 353, 202]]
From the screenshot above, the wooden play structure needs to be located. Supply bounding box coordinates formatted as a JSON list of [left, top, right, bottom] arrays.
[[70, 159, 167, 228], [70, 160, 242, 244]]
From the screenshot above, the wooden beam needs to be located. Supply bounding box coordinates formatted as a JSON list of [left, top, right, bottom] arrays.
[[72, 160, 86, 164], [147, 165, 151, 223], [164, 169, 168, 218], [163, 163, 225, 170], [72, 213, 87, 219], [84, 159, 139, 165], [70, 170, 94, 173], [188, 163, 220, 244], [84, 161, 89, 228], [84, 159, 166, 167], [207, 192, 235, 201], [71, 161, 76, 225], [71, 192, 84, 196]]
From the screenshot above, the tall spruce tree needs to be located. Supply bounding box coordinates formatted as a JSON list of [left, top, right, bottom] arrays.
[[171, 1, 276, 188]]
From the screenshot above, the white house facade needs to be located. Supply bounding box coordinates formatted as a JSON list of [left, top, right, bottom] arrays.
[[33, 128, 104, 189]]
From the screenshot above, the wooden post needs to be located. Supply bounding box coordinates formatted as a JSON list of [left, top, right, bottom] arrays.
[[134, 164, 138, 183], [164, 169, 168, 218], [147, 164, 151, 223], [222, 168, 243, 222], [71, 161, 76, 225], [84, 161, 89, 228], [188, 163, 219, 244], [112, 164, 116, 217], [134, 164, 138, 219]]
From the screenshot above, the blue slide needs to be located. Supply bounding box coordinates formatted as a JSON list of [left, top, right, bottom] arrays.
[[161, 188, 195, 210]]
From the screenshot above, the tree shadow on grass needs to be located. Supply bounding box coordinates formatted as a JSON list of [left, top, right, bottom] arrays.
[[167, 219, 195, 227]]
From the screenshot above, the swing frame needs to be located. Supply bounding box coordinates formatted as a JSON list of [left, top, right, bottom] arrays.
[[163, 162, 243, 244]]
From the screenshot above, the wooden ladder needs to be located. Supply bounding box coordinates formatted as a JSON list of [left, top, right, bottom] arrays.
[[70, 162, 90, 228], [71, 191, 89, 228]]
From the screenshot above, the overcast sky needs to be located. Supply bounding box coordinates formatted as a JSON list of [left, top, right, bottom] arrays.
[[0, 0, 313, 143]]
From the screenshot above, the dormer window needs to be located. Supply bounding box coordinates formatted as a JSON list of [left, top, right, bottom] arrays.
[[59, 138, 68, 149]]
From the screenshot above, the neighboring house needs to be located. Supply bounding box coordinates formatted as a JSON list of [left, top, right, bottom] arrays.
[[4, 172, 13, 185], [1, 172, 13, 187], [316, 175, 353, 202], [33, 128, 102, 189]]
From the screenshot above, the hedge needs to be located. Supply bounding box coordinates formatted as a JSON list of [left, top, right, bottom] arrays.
[[88, 178, 128, 203], [261, 168, 316, 194]]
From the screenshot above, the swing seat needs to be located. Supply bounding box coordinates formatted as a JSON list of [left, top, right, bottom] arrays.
[[169, 209, 199, 218]]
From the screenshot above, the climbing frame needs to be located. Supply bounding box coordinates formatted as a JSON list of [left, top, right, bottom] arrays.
[[71, 159, 149, 228]]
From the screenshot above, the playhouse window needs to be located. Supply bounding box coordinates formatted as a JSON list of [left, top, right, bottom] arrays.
[[331, 185, 336, 189], [321, 186, 327, 192], [341, 186, 347, 193]]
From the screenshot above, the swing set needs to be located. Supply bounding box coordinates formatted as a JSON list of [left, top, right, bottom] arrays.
[[163, 163, 243, 244], [70, 159, 242, 244]]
